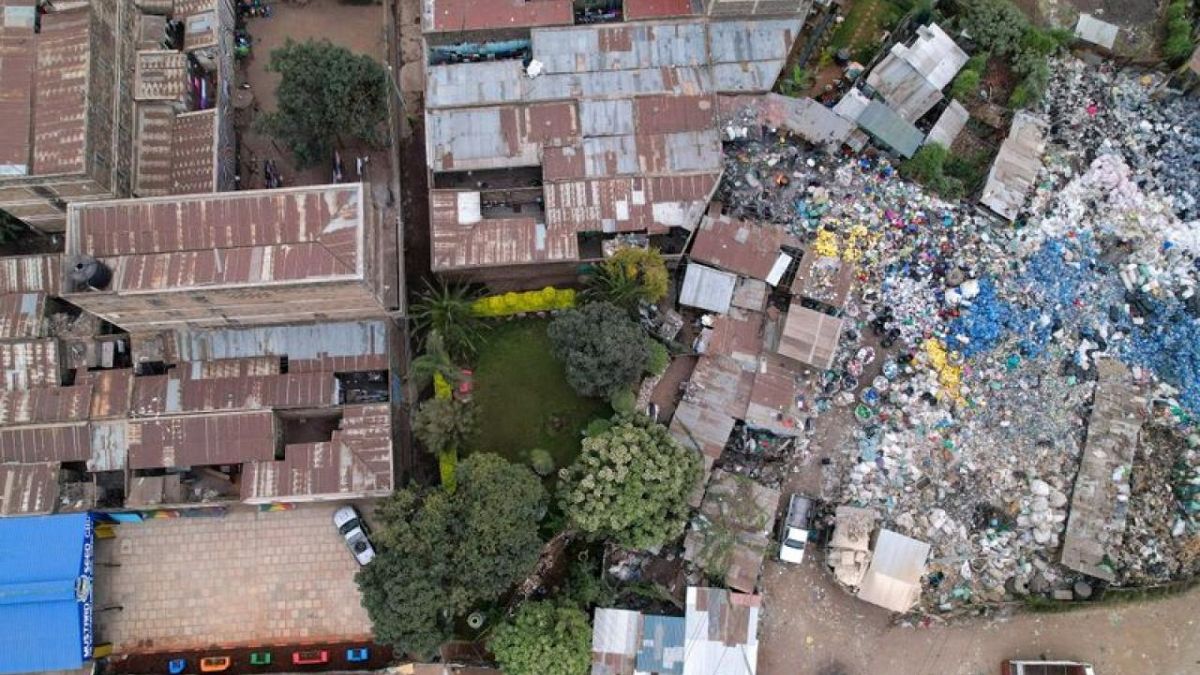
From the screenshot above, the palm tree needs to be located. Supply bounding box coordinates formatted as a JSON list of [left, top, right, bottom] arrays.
[[409, 330, 466, 390], [410, 279, 487, 359]]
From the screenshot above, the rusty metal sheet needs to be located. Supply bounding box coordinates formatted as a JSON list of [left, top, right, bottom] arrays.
[[777, 305, 842, 370], [83, 368, 133, 419], [241, 404, 392, 500], [634, 95, 716, 135], [705, 309, 763, 369], [186, 356, 281, 379], [744, 354, 804, 436], [127, 409, 278, 469], [0, 339, 58, 390], [134, 50, 189, 101], [0, 254, 61, 294], [0, 384, 90, 426], [0, 422, 90, 463], [424, 0, 572, 32], [132, 371, 337, 415], [133, 103, 175, 196], [88, 419, 127, 471], [791, 252, 856, 308], [0, 0, 36, 174], [0, 461, 59, 515], [31, 8, 90, 176], [691, 212, 787, 281], [169, 110, 217, 194], [0, 292, 45, 339], [623, 0, 697, 19]]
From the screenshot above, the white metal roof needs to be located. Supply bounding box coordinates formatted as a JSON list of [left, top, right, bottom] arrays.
[[856, 529, 931, 613]]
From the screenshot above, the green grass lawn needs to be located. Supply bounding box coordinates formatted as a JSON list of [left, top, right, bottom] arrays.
[[829, 0, 907, 63], [469, 319, 610, 474]]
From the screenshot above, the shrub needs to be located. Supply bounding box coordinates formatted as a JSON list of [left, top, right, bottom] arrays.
[[609, 389, 636, 415], [949, 68, 981, 100], [413, 397, 477, 457], [490, 602, 591, 675], [528, 448, 556, 477], [584, 248, 669, 309], [900, 143, 965, 200], [645, 340, 670, 376], [1164, 1, 1195, 62], [472, 287, 577, 318]]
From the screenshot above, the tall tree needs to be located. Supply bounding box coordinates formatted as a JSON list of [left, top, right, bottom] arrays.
[[559, 414, 702, 550], [409, 330, 464, 390], [584, 247, 669, 309], [257, 39, 388, 168], [357, 454, 546, 659], [547, 302, 650, 398], [490, 602, 592, 675], [411, 280, 487, 359], [412, 396, 477, 457]]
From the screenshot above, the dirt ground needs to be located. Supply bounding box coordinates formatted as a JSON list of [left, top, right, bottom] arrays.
[[1015, 0, 1161, 58], [235, 0, 393, 188]]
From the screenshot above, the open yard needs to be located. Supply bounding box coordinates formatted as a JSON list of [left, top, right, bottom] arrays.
[[469, 320, 610, 473]]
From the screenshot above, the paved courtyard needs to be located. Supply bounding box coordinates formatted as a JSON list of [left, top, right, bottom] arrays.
[[96, 503, 373, 653]]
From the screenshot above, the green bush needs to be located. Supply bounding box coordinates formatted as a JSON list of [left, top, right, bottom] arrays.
[[528, 448, 556, 477], [490, 602, 591, 675], [645, 340, 670, 376], [584, 418, 613, 438], [900, 143, 965, 199], [949, 69, 981, 100], [1163, 1, 1195, 62], [609, 389, 637, 415]]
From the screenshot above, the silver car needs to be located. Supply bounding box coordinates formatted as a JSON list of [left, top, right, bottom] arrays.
[[333, 505, 376, 566]]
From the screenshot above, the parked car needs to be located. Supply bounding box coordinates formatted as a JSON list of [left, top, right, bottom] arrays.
[[333, 505, 375, 565], [778, 494, 814, 564]]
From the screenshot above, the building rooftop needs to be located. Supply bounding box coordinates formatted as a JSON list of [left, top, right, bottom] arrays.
[[857, 529, 931, 613], [425, 17, 803, 271], [855, 100, 925, 158], [0, 319, 397, 516], [682, 586, 760, 675], [981, 111, 1047, 221], [690, 212, 790, 282], [865, 22, 967, 123], [680, 263, 738, 314], [684, 469, 780, 593], [421, 0, 573, 33], [923, 99, 969, 149], [0, 4, 90, 178], [776, 305, 842, 370]]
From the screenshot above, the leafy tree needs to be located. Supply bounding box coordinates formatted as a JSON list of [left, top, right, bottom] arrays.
[[411, 280, 487, 359], [547, 302, 650, 398], [957, 0, 1029, 56], [559, 414, 702, 550], [257, 39, 388, 168], [412, 396, 476, 457], [585, 248, 669, 309], [409, 330, 464, 390], [357, 454, 546, 659], [490, 602, 591, 675], [901, 143, 964, 200]]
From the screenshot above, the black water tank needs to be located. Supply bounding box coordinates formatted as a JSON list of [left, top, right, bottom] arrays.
[[69, 256, 111, 290]]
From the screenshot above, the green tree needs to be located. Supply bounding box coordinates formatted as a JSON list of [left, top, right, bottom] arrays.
[[257, 39, 388, 168], [490, 602, 592, 675], [357, 454, 546, 659], [547, 302, 650, 398], [528, 448, 556, 477], [957, 0, 1029, 56], [409, 330, 464, 390], [412, 396, 477, 457], [646, 339, 670, 376], [559, 414, 702, 550], [1164, 1, 1195, 62], [411, 280, 487, 359], [585, 247, 669, 309]]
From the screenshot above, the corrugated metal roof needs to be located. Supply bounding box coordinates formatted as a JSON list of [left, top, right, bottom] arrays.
[[776, 305, 842, 370], [173, 320, 389, 365], [422, 0, 572, 33], [857, 529, 930, 613], [924, 99, 969, 149], [981, 111, 1046, 221], [0, 339, 59, 390], [865, 23, 965, 122], [68, 184, 364, 291], [705, 309, 764, 369], [169, 110, 217, 194], [0, 461, 58, 515], [680, 263, 736, 313], [684, 470, 779, 592], [856, 100, 924, 158], [0, 422, 91, 463], [127, 410, 279, 469], [31, 9, 90, 176], [0, 255, 60, 295], [1074, 13, 1119, 50], [0, 292, 44, 339], [590, 607, 640, 675], [624, 0, 698, 20], [690, 213, 787, 281], [637, 614, 685, 675], [0, 0, 36, 175], [791, 252, 855, 308], [682, 587, 759, 675], [133, 103, 176, 195], [134, 50, 189, 101], [744, 355, 804, 436], [0, 512, 93, 673]]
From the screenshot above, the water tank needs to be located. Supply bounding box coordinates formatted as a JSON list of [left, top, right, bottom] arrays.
[[69, 256, 111, 291]]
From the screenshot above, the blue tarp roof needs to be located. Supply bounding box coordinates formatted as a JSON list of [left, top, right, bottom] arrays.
[[637, 614, 684, 675], [0, 513, 94, 675]]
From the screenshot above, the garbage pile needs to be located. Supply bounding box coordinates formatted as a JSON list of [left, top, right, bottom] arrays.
[[713, 58, 1200, 610]]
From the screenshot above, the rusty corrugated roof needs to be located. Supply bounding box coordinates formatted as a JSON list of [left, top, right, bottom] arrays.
[[127, 410, 279, 469], [0, 384, 90, 426], [690, 212, 787, 281], [422, 0, 572, 32], [0, 339, 58, 390], [169, 110, 217, 194], [0, 255, 62, 295], [0, 0, 36, 175], [69, 184, 364, 291], [624, 0, 698, 19], [31, 8, 90, 176], [134, 50, 189, 101], [0, 462, 58, 515], [0, 292, 44, 340], [0, 422, 90, 463], [131, 371, 337, 416]]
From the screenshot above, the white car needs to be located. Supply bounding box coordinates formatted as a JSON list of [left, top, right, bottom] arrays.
[[333, 505, 376, 566], [779, 494, 814, 564]]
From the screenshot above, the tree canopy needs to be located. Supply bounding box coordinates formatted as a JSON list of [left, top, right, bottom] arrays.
[[490, 602, 592, 675], [356, 454, 546, 658], [559, 414, 702, 550], [257, 39, 388, 168], [411, 280, 487, 359], [585, 247, 669, 308], [547, 302, 650, 398], [412, 396, 477, 457]]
